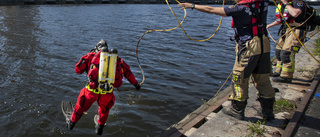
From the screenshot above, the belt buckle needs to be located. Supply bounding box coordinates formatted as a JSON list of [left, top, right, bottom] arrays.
[[100, 91, 107, 94], [93, 90, 100, 94]]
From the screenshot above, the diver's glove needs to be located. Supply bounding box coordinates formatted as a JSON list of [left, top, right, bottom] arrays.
[[134, 83, 141, 90], [88, 67, 99, 89]]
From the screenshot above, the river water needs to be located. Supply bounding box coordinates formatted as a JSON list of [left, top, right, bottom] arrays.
[[0, 3, 313, 137]]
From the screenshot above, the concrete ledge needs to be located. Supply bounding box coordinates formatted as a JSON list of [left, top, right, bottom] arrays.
[[282, 71, 320, 137], [158, 86, 232, 137], [160, 30, 320, 137]]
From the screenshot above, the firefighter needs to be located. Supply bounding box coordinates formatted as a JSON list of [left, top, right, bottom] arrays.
[[178, 0, 275, 121], [267, 0, 308, 83], [68, 39, 141, 135]]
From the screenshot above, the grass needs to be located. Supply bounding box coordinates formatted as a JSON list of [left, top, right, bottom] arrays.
[[201, 98, 213, 106], [313, 38, 320, 56], [274, 99, 295, 112], [271, 56, 276, 63], [247, 120, 266, 137]]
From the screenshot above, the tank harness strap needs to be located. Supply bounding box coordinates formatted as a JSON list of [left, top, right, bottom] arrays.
[[279, 3, 290, 31], [280, 3, 286, 25], [232, 1, 265, 43], [258, 1, 265, 54], [86, 85, 112, 94], [279, 2, 296, 29], [247, 1, 265, 54]]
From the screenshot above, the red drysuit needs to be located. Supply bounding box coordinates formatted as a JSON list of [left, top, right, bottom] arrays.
[[71, 51, 138, 126]]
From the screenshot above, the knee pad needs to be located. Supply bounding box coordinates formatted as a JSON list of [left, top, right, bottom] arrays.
[[280, 50, 291, 63], [275, 49, 281, 61]]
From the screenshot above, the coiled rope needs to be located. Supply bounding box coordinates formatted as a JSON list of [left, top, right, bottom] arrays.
[[135, 0, 225, 87]]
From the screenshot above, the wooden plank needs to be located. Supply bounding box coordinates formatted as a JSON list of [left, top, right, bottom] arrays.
[[161, 87, 232, 137]]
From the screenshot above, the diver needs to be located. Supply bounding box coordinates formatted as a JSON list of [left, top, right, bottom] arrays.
[[68, 39, 141, 135]]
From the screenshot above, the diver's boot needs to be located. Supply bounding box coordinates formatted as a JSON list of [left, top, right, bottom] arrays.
[[95, 124, 105, 135], [66, 119, 75, 130], [222, 100, 247, 120], [258, 97, 275, 121]]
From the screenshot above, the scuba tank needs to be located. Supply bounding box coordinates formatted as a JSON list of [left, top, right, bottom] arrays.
[[98, 47, 118, 94], [106, 49, 118, 91]]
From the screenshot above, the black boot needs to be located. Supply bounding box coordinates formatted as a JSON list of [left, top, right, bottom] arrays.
[[95, 124, 105, 135], [66, 119, 75, 130], [271, 72, 280, 77], [272, 77, 292, 83], [258, 97, 275, 121], [222, 100, 247, 120]]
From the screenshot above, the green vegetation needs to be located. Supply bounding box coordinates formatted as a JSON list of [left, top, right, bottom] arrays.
[[273, 99, 296, 129], [247, 120, 266, 137], [201, 98, 208, 104], [201, 98, 212, 106], [274, 99, 295, 112], [271, 56, 276, 63], [311, 8, 320, 55], [313, 38, 320, 56]]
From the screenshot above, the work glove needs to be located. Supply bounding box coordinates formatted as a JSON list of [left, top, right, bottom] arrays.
[[134, 83, 141, 90]]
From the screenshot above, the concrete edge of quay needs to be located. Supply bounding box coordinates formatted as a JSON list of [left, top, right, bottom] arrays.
[[1, 0, 320, 5], [158, 30, 320, 137], [0, 0, 235, 5], [158, 85, 232, 137], [282, 71, 320, 136]]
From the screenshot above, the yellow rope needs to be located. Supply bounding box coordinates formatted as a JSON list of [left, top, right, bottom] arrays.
[[135, 0, 225, 86], [272, 0, 320, 65], [135, 1, 187, 86], [167, 0, 228, 97], [267, 8, 315, 44], [214, 71, 232, 97], [166, 0, 225, 42], [267, 28, 278, 44]]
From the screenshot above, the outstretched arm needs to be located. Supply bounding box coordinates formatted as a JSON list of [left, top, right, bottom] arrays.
[[120, 58, 140, 90], [178, 3, 227, 17], [267, 21, 282, 29]]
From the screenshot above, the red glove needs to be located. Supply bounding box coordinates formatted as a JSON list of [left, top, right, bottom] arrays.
[[89, 81, 98, 89], [88, 67, 99, 89], [91, 51, 101, 66], [88, 67, 98, 81], [75, 52, 96, 74], [75, 56, 87, 74]]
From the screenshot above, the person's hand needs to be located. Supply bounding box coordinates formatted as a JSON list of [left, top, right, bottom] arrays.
[[134, 83, 141, 90], [88, 68, 99, 89], [89, 81, 98, 89], [281, 0, 289, 4], [88, 67, 98, 81], [178, 3, 192, 9], [266, 24, 271, 29]]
